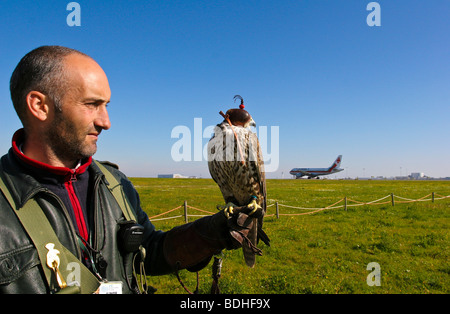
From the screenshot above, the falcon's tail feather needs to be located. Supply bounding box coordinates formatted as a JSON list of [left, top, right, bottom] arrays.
[[258, 227, 270, 247], [242, 218, 260, 268]]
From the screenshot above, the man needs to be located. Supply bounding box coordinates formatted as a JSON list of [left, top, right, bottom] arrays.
[[0, 46, 254, 294]]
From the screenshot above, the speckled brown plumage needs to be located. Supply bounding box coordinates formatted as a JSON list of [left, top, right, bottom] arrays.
[[207, 120, 270, 267]]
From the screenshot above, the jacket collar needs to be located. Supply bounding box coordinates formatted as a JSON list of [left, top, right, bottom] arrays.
[[11, 129, 92, 181]]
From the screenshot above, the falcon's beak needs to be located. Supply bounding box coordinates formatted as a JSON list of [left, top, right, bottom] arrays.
[[247, 118, 256, 128]]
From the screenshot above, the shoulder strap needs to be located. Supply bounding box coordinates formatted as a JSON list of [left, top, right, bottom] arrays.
[[94, 160, 137, 222], [0, 174, 100, 294], [94, 160, 150, 294]]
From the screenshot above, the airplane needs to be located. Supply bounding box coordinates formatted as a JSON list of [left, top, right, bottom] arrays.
[[289, 155, 344, 179]]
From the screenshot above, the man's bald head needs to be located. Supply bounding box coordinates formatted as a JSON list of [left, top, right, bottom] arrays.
[[9, 46, 92, 128]]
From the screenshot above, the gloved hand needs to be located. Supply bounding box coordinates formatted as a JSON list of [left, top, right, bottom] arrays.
[[163, 205, 259, 272]]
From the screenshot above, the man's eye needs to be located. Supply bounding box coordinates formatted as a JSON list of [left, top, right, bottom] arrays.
[[86, 102, 99, 107], [85, 101, 109, 108]]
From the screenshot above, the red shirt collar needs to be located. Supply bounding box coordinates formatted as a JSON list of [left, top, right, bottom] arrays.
[[12, 129, 92, 178]]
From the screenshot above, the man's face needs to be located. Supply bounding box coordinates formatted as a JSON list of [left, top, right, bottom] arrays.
[[46, 54, 111, 164]]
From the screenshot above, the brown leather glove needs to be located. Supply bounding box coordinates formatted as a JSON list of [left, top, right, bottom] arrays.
[[163, 205, 259, 272]]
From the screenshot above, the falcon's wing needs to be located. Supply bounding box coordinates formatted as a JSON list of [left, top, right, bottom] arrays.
[[249, 132, 270, 247], [249, 131, 266, 212]]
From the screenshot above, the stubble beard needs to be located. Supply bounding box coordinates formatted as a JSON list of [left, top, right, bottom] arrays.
[[46, 112, 97, 166]]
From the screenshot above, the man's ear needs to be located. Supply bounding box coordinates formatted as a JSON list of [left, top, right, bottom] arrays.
[[26, 91, 50, 122]]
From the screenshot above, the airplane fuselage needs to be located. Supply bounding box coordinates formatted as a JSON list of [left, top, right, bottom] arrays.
[[290, 155, 343, 179], [289, 168, 343, 178]]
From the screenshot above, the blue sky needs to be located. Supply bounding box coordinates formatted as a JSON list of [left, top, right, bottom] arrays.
[[0, 0, 449, 178]]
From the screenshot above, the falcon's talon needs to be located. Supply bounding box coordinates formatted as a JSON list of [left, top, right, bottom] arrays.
[[218, 202, 236, 218], [247, 199, 262, 216], [225, 207, 234, 218]]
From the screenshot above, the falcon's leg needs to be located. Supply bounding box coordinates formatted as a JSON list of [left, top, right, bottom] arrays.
[[246, 196, 262, 215], [217, 202, 237, 218]]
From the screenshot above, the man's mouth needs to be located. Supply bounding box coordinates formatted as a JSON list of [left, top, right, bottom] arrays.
[[88, 132, 100, 139]]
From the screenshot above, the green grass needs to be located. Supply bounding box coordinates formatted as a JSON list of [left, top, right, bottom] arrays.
[[130, 178, 450, 294]]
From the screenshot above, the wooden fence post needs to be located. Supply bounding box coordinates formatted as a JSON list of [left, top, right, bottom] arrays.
[[184, 200, 188, 223], [432, 192, 435, 203], [391, 193, 395, 207], [276, 202, 279, 219], [344, 197, 347, 211]]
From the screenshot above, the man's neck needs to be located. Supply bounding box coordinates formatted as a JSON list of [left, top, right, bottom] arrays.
[[21, 132, 79, 169], [12, 129, 92, 178]]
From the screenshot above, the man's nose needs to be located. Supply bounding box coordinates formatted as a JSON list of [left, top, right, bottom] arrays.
[[95, 105, 111, 130]]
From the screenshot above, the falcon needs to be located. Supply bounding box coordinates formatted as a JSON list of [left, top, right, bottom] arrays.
[[207, 95, 270, 267]]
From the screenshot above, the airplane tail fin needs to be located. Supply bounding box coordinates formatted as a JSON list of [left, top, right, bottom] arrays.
[[329, 155, 342, 170]]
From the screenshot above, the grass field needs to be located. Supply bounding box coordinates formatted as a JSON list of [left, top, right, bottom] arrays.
[[130, 178, 450, 294]]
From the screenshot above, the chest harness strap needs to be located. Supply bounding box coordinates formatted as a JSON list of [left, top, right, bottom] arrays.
[[0, 172, 100, 294]]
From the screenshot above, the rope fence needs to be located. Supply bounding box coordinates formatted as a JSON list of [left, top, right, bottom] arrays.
[[147, 192, 450, 222]]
